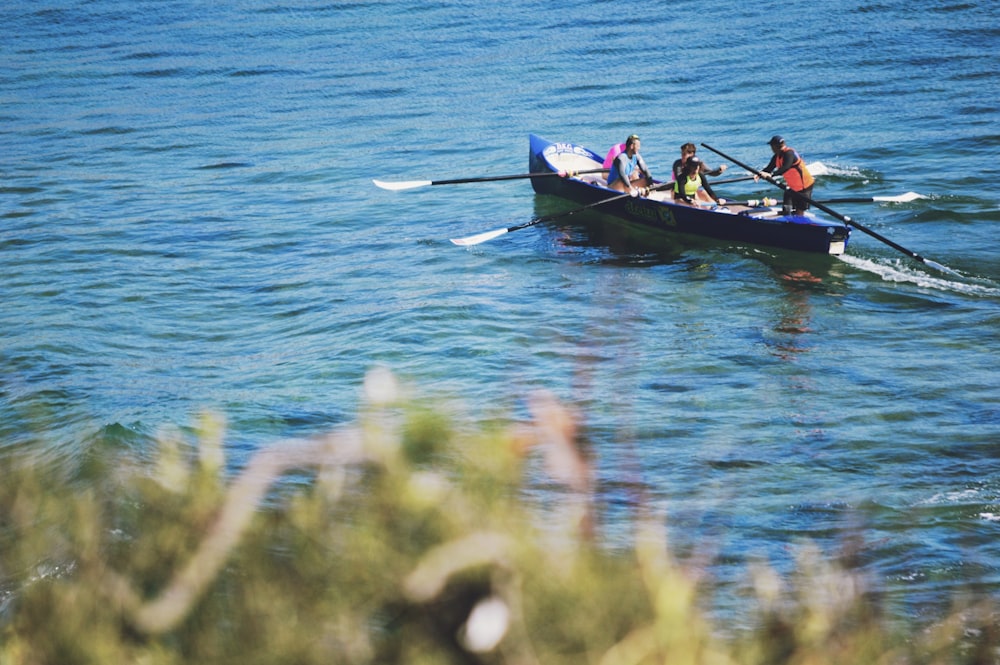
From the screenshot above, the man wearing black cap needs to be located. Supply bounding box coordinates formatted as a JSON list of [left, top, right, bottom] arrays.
[[756, 135, 815, 216]]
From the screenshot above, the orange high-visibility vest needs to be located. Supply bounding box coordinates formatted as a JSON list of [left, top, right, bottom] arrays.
[[776, 149, 814, 191]]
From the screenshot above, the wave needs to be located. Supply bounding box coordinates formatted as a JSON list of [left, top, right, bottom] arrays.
[[838, 254, 1000, 297], [810, 161, 853, 178]]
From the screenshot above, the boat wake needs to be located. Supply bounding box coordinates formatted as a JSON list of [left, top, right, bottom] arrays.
[[808, 161, 868, 180], [808, 160, 832, 177], [838, 254, 1000, 298]]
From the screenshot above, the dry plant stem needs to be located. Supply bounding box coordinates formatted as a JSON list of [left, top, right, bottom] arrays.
[[403, 532, 514, 603], [114, 428, 367, 635], [109, 391, 591, 637]]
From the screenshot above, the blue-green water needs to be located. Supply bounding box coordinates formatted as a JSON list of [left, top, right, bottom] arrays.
[[2, 0, 999, 625]]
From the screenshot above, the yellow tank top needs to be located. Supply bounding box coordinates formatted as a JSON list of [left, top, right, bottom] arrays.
[[675, 174, 702, 198]]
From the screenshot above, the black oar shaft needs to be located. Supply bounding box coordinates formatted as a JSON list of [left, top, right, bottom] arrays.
[[817, 196, 916, 204], [431, 168, 606, 186], [451, 181, 674, 245], [513, 181, 672, 231], [817, 197, 882, 204], [700, 143, 949, 271], [711, 174, 757, 185]]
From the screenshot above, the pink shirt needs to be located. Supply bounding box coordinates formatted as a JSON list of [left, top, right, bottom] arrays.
[[602, 143, 625, 169]]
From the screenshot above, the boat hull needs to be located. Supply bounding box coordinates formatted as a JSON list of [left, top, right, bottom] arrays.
[[528, 134, 850, 255]]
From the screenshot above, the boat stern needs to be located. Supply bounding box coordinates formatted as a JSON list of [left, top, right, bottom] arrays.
[[825, 223, 851, 255], [529, 134, 605, 193]]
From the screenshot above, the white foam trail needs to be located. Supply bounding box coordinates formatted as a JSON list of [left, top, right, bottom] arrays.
[[807, 160, 830, 176], [921, 488, 981, 505], [838, 254, 1000, 297], [809, 161, 871, 179]]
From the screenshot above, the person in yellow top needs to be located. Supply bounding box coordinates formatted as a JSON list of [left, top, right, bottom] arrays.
[[673, 157, 722, 205], [757, 135, 815, 216]]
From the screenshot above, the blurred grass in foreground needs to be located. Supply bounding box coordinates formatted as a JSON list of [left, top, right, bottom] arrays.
[[1, 368, 997, 664]]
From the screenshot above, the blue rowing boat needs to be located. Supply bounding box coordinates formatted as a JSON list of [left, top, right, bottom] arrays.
[[528, 134, 850, 255]]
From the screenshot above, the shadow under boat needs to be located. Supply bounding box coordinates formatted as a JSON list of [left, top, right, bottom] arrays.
[[529, 193, 848, 285]]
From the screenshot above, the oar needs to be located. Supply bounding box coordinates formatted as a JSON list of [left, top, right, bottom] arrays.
[[711, 174, 757, 185], [701, 143, 958, 275], [696, 197, 779, 207], [816, 192, 925, 204], [713, 193, 923, 206], [708, 162, 821, 186], [374, 168, 608, 191], [451, 182, 672, 246]]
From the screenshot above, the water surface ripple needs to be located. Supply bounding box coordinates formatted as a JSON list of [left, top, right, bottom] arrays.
[[2, 0, 999, 625]]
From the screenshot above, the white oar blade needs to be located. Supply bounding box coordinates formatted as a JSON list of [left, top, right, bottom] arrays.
[[372, 178, 432, 191], [874, 191, 924, 203], [450, 228, 509, 246], [923, 259, 962, 277]]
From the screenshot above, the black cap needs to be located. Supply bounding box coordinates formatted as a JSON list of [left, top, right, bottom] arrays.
[[768, 135, 784, 146]]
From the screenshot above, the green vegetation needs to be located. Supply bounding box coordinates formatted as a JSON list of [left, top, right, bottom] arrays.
[[1, 370, 997, 664]]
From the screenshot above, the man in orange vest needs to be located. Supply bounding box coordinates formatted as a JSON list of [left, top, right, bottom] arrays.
[[758, 135, 815, 216]]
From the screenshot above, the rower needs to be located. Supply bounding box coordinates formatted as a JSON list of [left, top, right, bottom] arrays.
[[606, 134, 653, 194], [673, 157, 723, 205]]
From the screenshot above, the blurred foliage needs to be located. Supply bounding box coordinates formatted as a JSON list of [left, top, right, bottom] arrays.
[[1, 370, 997, 664]]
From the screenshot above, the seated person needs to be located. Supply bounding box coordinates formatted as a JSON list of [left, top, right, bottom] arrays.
[[673, 157, 723, 205], [607, 134, 652, 193], [672, 142, 728, 181]]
